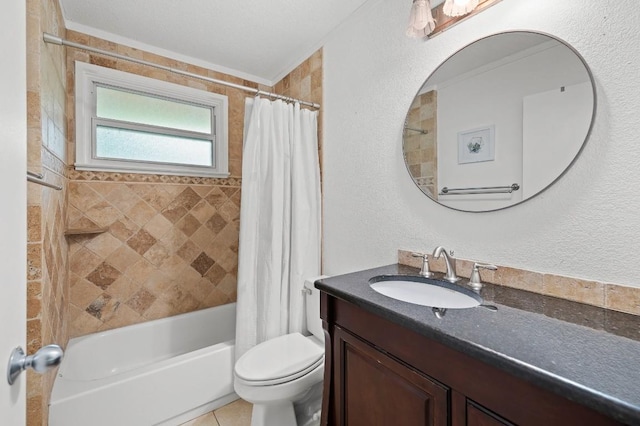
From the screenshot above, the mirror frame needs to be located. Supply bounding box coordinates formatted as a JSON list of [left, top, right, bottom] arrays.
[[403, 30, 597, 213]]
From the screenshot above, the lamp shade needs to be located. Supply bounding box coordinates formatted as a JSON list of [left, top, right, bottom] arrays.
[[443, 0, 479, 17], [406, 0, 436, 38]]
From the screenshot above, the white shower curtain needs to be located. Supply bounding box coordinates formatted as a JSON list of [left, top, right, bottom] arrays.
[[235, 98, 321, 360]]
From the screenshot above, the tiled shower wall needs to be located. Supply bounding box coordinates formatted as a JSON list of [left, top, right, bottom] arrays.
[[26, 0, 69, 424], [404, 90, 437, 197], [64, 31, 323, 337], [67, 178, 241, 334]]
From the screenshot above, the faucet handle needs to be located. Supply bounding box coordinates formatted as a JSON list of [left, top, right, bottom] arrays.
[[411, 252, 433, 278], [469, 262, 497, 291]]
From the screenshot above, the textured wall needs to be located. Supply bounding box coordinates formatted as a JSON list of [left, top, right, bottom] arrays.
[[322, 0, 640, 288], [25, 0, 69, 424]]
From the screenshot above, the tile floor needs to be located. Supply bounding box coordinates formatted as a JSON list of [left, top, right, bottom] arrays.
[[180, 399, 252, 426]]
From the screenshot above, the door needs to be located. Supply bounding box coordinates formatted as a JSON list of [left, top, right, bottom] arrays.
[[0, 0, 27, 424], [522, 82, 593, 199], [333, 327, 448, 426]]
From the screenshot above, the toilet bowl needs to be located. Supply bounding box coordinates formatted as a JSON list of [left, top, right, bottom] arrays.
[[234, 277, 326, 426]]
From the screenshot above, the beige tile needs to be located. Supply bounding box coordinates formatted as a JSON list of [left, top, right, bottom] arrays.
[[127, 200, 159, 227], [27, 205, 42, 242], [106, 275, 139, 301], [144, 213, 174, 239], [106, 244, 141, 273], [201, 288, 231, 309], [142, 298, 175, 320], [68, 182, 103, 211], [104, 185, 142, 214], [606, 283, 640, 315], [543, 274, 604, 307], [84, 200, 123, 227], [70, 278, 103, 309], [98, 304, 144, 332], [84, 232, 123, 259], [214, 399, 252, 426], [180, 411, 220, 426], [496, 266, 543, 293], [68, 306, 103, 337], [143, 241, 172, 267], [143, 270, 175, 296], [184, 275, 216, 302], [158, 254, 188, 276], [160, 228, 189, 252], [109, 216, 140, 242]]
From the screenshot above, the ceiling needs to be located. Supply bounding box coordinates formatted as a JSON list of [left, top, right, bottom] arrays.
[[425, 32, 554, 89], [59, 0, 372, 86]]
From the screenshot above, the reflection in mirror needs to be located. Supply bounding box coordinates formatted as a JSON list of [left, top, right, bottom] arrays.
[[403, 31, 595, 212]]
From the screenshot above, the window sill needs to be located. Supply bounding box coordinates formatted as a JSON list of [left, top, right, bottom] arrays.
[[74, 163, 231, 179]]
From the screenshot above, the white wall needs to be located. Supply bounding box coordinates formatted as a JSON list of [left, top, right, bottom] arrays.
[[523, 81, 593, 199], [322, 0, 640, 287]]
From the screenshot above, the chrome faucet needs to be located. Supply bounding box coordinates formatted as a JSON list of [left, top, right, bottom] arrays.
[[411, 252, 433, 278], [432, 246, 459, 283], [469, 262, 498, 292]]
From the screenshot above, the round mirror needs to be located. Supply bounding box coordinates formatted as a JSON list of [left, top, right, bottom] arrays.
[[403, 31, 596, 212]]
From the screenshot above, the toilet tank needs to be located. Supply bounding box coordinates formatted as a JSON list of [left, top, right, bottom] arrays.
[[304, 276, 327, 341]]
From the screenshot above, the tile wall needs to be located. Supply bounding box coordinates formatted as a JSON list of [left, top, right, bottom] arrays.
[[403, 90, 437, 197], [273, 49, 324, 164], [64, 32, 323, 337], [25, 0, 69, 424], [66, 176, 241, 334]]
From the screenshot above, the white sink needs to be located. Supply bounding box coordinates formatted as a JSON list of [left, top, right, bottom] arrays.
[[369, 275, 482, 309]]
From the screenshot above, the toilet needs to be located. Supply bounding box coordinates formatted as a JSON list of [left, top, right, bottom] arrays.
[[234, 277, 327, 426]]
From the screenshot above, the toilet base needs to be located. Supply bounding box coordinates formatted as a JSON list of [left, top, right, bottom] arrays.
[[251, 401, 297, 426]]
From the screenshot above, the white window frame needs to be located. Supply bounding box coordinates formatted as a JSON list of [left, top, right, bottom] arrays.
[[75, 61, 229, 177]]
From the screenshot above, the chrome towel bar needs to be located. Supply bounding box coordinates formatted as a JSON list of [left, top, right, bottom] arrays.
[[404, 126, 428, 135], [439, 183, 519, 195], [27, 171, 62, 191]]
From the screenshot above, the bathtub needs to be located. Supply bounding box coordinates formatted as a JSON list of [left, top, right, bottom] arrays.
[[49, 303, 238, 426]]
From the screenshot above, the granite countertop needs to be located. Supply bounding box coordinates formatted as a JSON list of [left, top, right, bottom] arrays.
[[315, 264, 640, 426]]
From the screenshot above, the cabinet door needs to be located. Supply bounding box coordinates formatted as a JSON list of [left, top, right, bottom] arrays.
[[452, 391, 513, 426], [466, 402, 514, 426], [333, 327, 448, 426]]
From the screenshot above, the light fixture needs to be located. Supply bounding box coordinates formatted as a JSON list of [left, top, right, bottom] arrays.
[[443, 0, 479, 17], [406, 0, 436, 38]]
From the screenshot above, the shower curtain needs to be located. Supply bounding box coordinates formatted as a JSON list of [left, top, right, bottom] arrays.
[[235, 98, 321, 360]]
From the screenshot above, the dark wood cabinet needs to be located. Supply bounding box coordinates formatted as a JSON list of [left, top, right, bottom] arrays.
[[333, 327, 448, 426], [452, 392, 514, 426], [320, 293, 622, 426]]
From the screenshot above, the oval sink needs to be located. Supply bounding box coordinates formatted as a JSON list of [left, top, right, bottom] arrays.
[[369, 275, 482, 309]]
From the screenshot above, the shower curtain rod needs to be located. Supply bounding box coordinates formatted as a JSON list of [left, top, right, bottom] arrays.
[[43, 33, 321, 110]]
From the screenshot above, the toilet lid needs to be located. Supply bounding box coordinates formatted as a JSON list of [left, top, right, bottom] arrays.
[[235, 333, 324, 385]]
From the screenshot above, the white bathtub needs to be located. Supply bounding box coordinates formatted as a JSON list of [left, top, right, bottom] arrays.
[[50, 303, 238, 426]]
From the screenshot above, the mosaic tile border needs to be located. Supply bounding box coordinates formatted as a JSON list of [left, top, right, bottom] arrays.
[[68, 168, 242, 187], [399, 249, 640, 316]]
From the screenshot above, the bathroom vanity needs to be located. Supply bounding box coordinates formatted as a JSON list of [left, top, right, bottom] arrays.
[[316, 265, 640, 426]]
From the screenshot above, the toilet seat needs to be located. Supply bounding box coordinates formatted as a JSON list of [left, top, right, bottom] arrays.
[[235, 333, 324, 386]]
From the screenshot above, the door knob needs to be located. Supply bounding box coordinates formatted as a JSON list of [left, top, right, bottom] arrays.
[[7, 344, 64, 385]]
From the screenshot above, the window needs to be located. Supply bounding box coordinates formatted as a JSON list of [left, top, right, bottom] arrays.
[[75, 62, 229, 177]]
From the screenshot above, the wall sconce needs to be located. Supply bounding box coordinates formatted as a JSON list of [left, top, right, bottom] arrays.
[[443, 0, 479, 16], [407, 0, 502, 38], [406, 0, 436, 38]]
